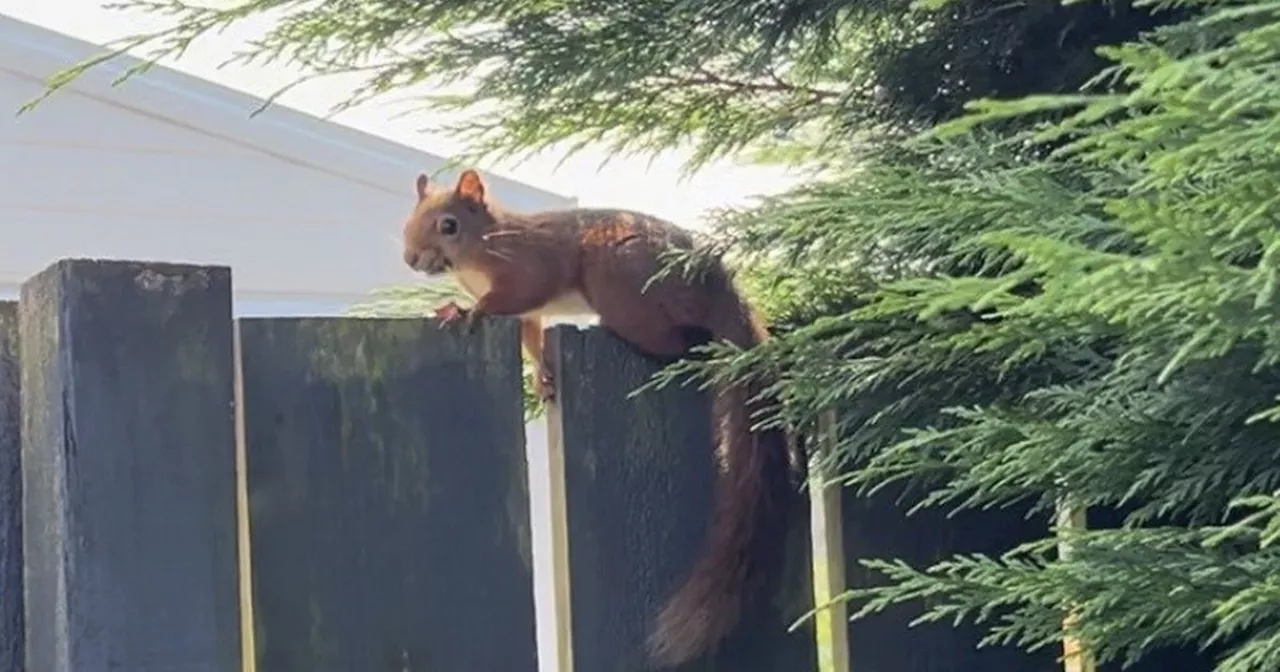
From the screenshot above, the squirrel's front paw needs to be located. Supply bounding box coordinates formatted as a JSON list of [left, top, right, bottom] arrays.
[[434, 301, 466, 324], [435, 301, 483, 334], [435, 301, 479, 329]]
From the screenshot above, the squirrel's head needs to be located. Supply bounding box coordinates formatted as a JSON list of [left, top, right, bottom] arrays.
[[402, 169, 499, 275]]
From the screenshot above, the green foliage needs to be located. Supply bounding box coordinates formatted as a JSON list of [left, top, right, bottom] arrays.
[[29, 0, 1280, 668], [645, 2, 1280, 669], [344, 280, 465, 320], [28, 0, 1174, 170]]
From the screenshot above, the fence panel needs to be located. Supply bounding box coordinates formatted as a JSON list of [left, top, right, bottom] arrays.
[[0, 301, 19, 672], [841, 487, 1057, 672], [237, 316, 536, 671], [1084, 506, 1215, 672], [19, 259, 241, 671], [546, 325, 816, 671]]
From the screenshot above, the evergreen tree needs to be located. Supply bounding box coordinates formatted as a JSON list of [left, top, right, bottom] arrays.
[[35, 0, 1175, 166], [29, 0, 1280, 669], [661, 3, 1280, 669]]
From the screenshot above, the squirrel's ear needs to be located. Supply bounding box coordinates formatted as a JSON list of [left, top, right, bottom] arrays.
[[415, 173, 430, 200], [454, 169, 486, 204]]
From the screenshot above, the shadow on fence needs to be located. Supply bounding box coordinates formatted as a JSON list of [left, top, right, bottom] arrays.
[[0, 258, 1149, 672]]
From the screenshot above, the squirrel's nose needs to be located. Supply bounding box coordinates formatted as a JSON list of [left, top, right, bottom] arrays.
[[404, 249, 420, 269]]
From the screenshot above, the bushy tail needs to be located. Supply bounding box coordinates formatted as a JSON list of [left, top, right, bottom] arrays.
[[645, 301, 797, 667]]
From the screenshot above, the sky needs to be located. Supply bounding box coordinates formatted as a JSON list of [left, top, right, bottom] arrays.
[[0, 0, 805, 228]]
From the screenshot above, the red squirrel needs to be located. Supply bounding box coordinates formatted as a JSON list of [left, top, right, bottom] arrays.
[[401, 169, 797, 666]]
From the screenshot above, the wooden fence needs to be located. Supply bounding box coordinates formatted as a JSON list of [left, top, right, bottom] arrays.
[[0, 258, 1064, 672]]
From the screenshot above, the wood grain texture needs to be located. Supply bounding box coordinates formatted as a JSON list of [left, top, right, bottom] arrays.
[[19, 259, 241, 672], [238, 315, 536, 672], [842, 486, 1056, 672], [0, 302, 19, 672], [546, 325, 816, 672]]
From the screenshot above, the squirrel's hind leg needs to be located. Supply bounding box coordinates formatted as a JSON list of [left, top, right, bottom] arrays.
[[520, 317, 556, 401], [601, 318, 688, 360], [589, 295, 729, 365], [581, 245, 704, 359], [590, 299, 688, 359]]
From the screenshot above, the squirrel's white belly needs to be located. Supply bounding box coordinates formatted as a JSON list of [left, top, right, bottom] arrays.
[[452, 268, 598, 322], [533, 290, 597, 319]]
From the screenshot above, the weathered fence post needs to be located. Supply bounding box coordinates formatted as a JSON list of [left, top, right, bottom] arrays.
[[1056, 497, 1095, 672], [19, 259, 242, 671], [544, 325, 816, 671], [236, 315, 536, 670], [808, 412, 850, 672], [0, 301, 19, 672], [840, 486, 1058, 672]]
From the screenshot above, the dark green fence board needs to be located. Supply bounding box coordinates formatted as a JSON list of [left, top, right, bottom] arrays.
[[548, 325, 815, 672], [238, 316, 536, 671], [1086, 506, 1215, 672], [0, 302, 19, 672], [19, 259, 241, 671], [842, 488, 1057, 672]]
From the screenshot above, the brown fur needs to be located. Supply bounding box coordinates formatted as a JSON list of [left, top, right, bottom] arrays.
[[402, 169, 797, 666]]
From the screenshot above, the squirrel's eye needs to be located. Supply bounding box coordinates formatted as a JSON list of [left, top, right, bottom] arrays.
[[438, 215, 459, 236]]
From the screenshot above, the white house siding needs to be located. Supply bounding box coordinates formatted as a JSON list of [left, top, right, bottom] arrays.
[[0, 14, 575, 315]]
